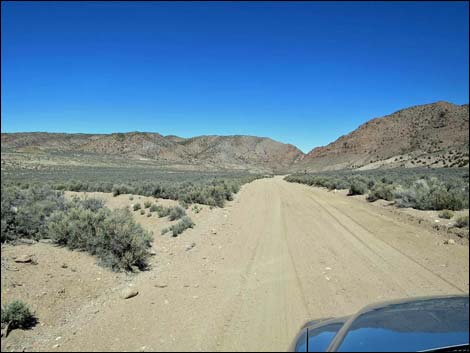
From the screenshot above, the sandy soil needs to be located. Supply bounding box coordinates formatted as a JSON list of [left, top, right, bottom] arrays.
[[1, 176, 468, 352]]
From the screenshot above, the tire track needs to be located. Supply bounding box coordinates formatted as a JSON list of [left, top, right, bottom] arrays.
[[305, 192, 465, 294]]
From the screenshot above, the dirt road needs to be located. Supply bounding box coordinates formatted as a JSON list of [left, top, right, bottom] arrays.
[[27, 177, 469, 351]]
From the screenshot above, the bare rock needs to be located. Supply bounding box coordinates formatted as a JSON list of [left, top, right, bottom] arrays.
[[121, 288, 139, 299], [185, 242, 196, 251], [18, 238, 36, 245], [14, 255, 32, 263]]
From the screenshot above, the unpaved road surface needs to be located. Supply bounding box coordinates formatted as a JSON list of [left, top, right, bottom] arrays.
[[6, 176, 469, 352]]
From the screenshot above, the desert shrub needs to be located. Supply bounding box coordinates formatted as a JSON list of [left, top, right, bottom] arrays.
[[168, 206, 186, 221], [147, 212, 152, 217], [285, 168, 468, 211], [367, 179, 376, 189], [395, 178, 468, 210], [143, 200, 152, 209], [1, 185, 65, 242], [140, 209, 145, 215], [348, 180, 368, 196], [149, 204, 159, 212], [79, 197, 105, 212], [129, 196, 134, 201], [438, 210, 454, 219], [1, 300, 36, 330], [192, 205, 202, 213], [47, 207, 152, 271], [3, 168, 267, 208], [156, 206, 171, 218], [111, 184, 132, 197], [178, 200, 189, 209], [454, 215, 469, 228], [367, 183, 395, 202], [47, 207, 107, 249], [161, 228, 169, 235], [133, 203, 141, 211], [92, 209, 152, 271], [168, 216, 194, 237]]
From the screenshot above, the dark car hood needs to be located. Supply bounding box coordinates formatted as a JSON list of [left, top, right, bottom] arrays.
[[291, 295, 469, 352]]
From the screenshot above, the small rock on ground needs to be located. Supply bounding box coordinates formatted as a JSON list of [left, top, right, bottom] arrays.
[[120, 288, 139, 299], [185, 242, 196, 251], [14, 255, 33, 263]]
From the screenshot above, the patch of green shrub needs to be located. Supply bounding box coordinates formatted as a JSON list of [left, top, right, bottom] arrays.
[[1, 185, 65, 243], [348, 180, 368, 196], [285, 167, 469, 211], [192, 205, 202, 213], [111, 184, 133, 197], [367, 183, 395, 202], [140, 209, 145, 215], [144, 200, 152, 209], [178, 200, 189, 209], [47, 207, 152, 271], [79, 197, 105, 212], [438, 210, 454, 219], [168, 206, 186, 221], [395, 178, 468, 210], [454, 215, 469, 228], [156, 206, 171, 218], [47, 207, 107, 250], [168, 216, 194, 237], [149, 204, 161, 212], [1, 300, 36, 330], [133, 203, 141, 211]]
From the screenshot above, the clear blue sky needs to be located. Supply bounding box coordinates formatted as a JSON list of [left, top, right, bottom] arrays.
[[1, 1, 468, 153]]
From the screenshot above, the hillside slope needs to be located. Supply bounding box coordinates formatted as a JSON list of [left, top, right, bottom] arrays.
[[297, 101, 469, 171], [1, 132, 304, 172]]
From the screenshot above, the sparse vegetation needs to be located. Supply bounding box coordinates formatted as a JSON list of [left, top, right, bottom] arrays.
[[454, 215, 469, 229], [366, 182, 395, 202], [133, 203, 141, 211], [144, 200, 152, 208], [1, 184, 65, 243], [169, 206, 186, 221], [156, 205, 171, 218], [395, 178, 468, 210], [2, 166, 266, 207], [48, 206, 152, 271], [168, 216, 194, 237], [1, 300, 36, 332], [348, 180, 368, 196], [285, 167, 469, 211], [192, 205, 202, 213], [1, 185, 153, 271], [438, 210, 454, 219]]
